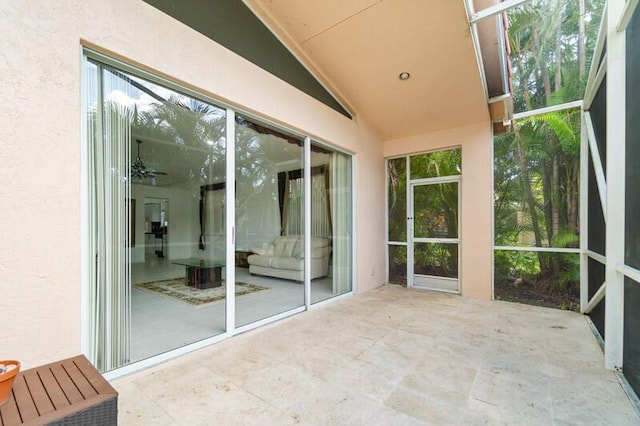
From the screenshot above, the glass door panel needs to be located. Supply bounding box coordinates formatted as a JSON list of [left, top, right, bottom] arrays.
[[411, 180, 460, 292], [413, 242, 459, 291], [310, 143, 353, 304], [413, 183, 458, 239], [87, 60, 228, 370], [234, 116, 305, 327]]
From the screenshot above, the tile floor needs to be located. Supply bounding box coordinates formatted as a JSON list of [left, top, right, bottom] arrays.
[[114, 284, 639, 425], [130, 261, 335, 362]]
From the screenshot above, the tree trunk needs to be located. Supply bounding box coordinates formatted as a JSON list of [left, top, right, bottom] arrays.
[[532, 28, 553, 102], [516, 55, 533, 110], [552, 153, 561, 239], [515, 129, 547, 271], [579, 0, 586, 79], [555, 26, 562, 92], [568, 164, 579, 234], [542, 160, 554, 244]]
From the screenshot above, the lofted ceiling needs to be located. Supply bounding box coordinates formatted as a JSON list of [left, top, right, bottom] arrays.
[[245, 0, 493, 141]]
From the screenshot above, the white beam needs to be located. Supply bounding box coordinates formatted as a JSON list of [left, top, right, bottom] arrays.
[[617, 0, 640, 32], [584, 54, 608, 110], [580, 112, 589, 312], [512, 100, 583, 121], [493, 246, 580, 254], [225, 109, 236, 334], [617, 264, 640, 284], [304, 137, 311, 310], [587, 250, 607, 265], [584, 281, 607, 314], [604, 0, 626, 372], [585, 6, 608, 106], [470, 0, 530, 24], [584, 112, 608, 221]]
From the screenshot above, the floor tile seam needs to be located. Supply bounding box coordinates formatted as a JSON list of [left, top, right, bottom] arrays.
[[386, 382, 468, 424], [466, 358, 486, 406], [294, 343, 360, 367], [339, 355, 411, 388], [403, 371, 478, 403], [327, 374, 399, 406], [129, 380, 183, 424], [316, 338, 377, 359], [241, 385, 302, 414]]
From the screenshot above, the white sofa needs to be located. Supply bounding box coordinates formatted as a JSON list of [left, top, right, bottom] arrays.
[[247, 236, 331, 281]]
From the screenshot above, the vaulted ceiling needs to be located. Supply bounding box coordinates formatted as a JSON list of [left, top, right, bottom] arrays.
[[245, 0, 494, 140]]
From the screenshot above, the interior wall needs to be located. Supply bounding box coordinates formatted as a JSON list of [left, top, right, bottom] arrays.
[[0, 0, 385, 368], [131, 185, 194, 262], [384, 122, 493, 300]]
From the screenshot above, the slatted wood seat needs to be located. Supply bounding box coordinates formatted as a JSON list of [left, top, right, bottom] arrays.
[[0, 355, 117, 425]]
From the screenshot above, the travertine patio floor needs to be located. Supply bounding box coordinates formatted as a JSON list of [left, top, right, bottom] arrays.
[[113, 284, 639, 425]]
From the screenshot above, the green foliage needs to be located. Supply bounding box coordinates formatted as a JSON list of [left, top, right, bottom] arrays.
[[509, 0, 604, 112], [494, 250, 540, 282], [492, 0, 604, 302]]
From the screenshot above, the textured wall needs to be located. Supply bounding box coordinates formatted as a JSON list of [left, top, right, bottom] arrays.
[[0, 0, 385, 368], [383, 122, 494, 300]]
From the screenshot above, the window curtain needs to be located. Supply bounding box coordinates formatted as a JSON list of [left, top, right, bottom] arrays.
[[278, 166, 331, 237], [311, 172, 332, 238], [331, 153, 352, 295], [286, 177, 304, 235], [87, 63, 132, 371]]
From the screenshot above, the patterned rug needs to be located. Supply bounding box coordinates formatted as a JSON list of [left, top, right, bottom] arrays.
[[134, 278, 268, 307]]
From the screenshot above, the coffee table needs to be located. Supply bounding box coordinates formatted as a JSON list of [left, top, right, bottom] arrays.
[[172, 259, 225, 289]]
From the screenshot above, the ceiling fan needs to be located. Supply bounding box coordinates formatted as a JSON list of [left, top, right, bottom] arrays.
[[131, 139, 168, 179]]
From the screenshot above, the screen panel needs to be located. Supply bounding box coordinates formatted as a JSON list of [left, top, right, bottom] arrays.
[[587, 258, 606, 340], [624, 278, 640, 396], [588, 151, 606, 255], [626, 6, 640, 269], [589, 76, 607, 175]]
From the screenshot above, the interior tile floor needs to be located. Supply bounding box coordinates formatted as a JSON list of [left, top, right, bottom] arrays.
[[114, 284, 639, 425], [131, 260, 334, 362]]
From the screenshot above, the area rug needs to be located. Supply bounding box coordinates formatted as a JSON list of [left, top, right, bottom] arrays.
[[134, 278, 268, 307]]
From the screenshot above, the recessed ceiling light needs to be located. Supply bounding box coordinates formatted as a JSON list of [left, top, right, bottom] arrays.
[[399, 72, 411, 81]]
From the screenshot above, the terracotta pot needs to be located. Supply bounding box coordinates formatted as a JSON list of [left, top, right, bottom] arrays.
[[0, 361, 20, 406]]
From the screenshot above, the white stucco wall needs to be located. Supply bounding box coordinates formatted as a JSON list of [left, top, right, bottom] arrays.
[[384, 122, 494, 300], [0, 0, 385, 368]]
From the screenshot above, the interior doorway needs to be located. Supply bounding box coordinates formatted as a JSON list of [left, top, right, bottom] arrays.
[[144, 197, 169, 262]]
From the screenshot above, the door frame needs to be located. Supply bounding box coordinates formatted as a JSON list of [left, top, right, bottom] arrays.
[[408, 175, 461, 293]]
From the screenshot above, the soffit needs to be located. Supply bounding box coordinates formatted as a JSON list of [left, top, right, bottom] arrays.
[[247, 0, 490, 140]]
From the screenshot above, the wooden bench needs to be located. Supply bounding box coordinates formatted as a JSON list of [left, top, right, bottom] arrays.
[[0, 355, 117, 425]]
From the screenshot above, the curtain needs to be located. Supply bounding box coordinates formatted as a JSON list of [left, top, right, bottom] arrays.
[[286, 177, 304, 235], [331, 153, 352, 295], [88, 63, 132, 371], [279, 166, 331, 237], [311, 173, 331, 238]]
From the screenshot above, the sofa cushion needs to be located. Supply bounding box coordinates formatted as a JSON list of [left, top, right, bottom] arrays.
[[273, 236, 298, 257], [292, 239, 303, 258], [271, 256, 304, 271], [310, 246, 331, 259], [247, 254, 274, 268], [311, 237, 329, 249], [251, 244, 275, 256]]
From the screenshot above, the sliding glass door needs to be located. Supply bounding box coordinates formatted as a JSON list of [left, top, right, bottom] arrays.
[[234, 115, 305, 327], [310, 142, 353, 303], [86, 60, 228, 370], [84, 54, 354, 372]]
